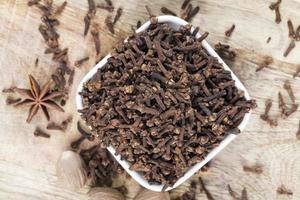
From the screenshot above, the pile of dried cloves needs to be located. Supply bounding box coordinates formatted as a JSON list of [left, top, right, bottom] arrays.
[[79, 18, 256, 187]]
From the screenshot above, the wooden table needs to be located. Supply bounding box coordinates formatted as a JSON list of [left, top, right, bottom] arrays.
[[0, 0, 299, 199]]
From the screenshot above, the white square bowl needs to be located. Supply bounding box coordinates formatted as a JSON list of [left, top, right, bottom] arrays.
[[76, 15, 251, 192]]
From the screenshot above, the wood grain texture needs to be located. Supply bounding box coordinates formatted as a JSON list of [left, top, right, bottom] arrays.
[[0, 0, 299, 199]]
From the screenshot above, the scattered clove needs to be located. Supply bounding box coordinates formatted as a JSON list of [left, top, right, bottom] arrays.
[[277, 185, 293, 195], [47, 116, 72, 131], [225, 24, 235, 37], [71, 136, 85, 149], [283, 40, 296, 57], [260, 99, 278, 127], [256, 56, 273, 72], [91, 24, 101, 55], [241, 188, 248, 200], [283, 80, 296, 103], [5, 96, 21, 105], [269, 0, 282, 23], [199, 177, 215, 200], [75, 56, 90, 67], [34, 127, 51, 138], [2, 86, 16, 93], [161, 7, 177, 16], [77, 121, 95, 141], [186, 6, 200, 22], [293, 66, 300, 78], [227, 184, 239, 200], [296, 120, 300, 140], [181, 0, 191, 10], [214, 43, 236, 61], [35, 58, 39, 67], [278, 92, 288, 117], [266, 37, 271, 43], [243, 164, 263, 174], [287, 19, 296, 39]]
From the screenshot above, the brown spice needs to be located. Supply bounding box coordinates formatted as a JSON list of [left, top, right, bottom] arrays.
[[91, 25, 101, 55], [293, 66, 300, 78], [181, 0, 191, 10], [214, 43, 236, 61], [47, 116, 72, 131], [161, 7, 177, 16], [14, 75, 64, 123], [77, 121, 95, 141], [53, 1, 67, 16], [225, 24, 235, 37], [75, 56, 89, 67], [79, 21, 256, 186], [278, 92, 288, 117], [2, 86, 16, 93], [256, 56, 273, 72], [35, 58, 39, 67], [296, 120, 300, 140], [277, 185, 293, 195], [296, 25, 300, 41], [227, 184, 239, 200], [283, 40, 296, 57], [34, 127, 50, 138], [186, 6, 200, 22], [243, 164, 263, 174], [6, 96, 21, 105], [260, 99, 278, 127], [105, 16, 114, 34], [199, 177, 215, 200], [266, 37, 271, 43], [241, 188, 249, 200], [287, 19, 296, 39], [269, 0, 282, 24], [113, 8, 123, 25], [283, 80, 296, 103]]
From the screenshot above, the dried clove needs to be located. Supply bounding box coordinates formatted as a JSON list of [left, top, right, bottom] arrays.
[[256, 56, 273, 72], [2, 86, 16, 93], [79, 21, 256, 186], [277, 185, 293, 195], [296, 120, 300, 140], [260, 99, 278, 127], [105, 16, 115, 34], [34, 127, 51, 138], [53, 1, 67, 16], [243, 164, 263, 174], [5, 96, 21, 105], [283, 80, 296, 103], [283, 40, 296, 57], [274, 6, 281, 24], [71, 136, 85, 149], [181, 0, 191, 10], [278, 92, 288, 117], [161, 7, 177, 16], [35, 58, 39, 67], [199, 177, 215, 200], [75, 56, 89, 67], [186, 6, 200, 22], [293, 66, 300, 78], [91, 25, 101, 55], [225, 24, 235, 37], [214, 42, 236, 61], [113, 8, 123, 25], [266, 37, 271, 43], [241, 188, 248, 200], [227, 184, 239, 200], [47, 116, 72, 131], [287, 19, 296, 39], [77, 121, 95, 141]]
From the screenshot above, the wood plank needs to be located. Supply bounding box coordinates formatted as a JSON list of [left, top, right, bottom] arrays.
[[0, 0, 299, 199]]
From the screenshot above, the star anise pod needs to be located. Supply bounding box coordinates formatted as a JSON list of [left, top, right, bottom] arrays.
[[14, 75, 64, 123]]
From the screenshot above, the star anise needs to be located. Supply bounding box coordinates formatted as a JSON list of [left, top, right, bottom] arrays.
[[14, 75, 64, 123]]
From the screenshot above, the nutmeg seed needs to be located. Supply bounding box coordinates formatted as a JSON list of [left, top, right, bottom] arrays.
[[56, 150, 87, 190], [88, 187, 125, 200], [134, 189, 170, 200]]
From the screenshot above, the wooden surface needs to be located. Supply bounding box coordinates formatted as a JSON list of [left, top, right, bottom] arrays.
[[0, 0, 300, 199]]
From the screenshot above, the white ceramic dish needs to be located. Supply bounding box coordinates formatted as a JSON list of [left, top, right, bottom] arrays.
[[76, 15, 251, 192]]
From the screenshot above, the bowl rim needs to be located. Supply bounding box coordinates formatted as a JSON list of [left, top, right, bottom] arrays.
[[76, 15, 252, 192]]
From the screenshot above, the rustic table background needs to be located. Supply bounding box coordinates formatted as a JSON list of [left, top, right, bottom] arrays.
[[0, 0, 300, 199]]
